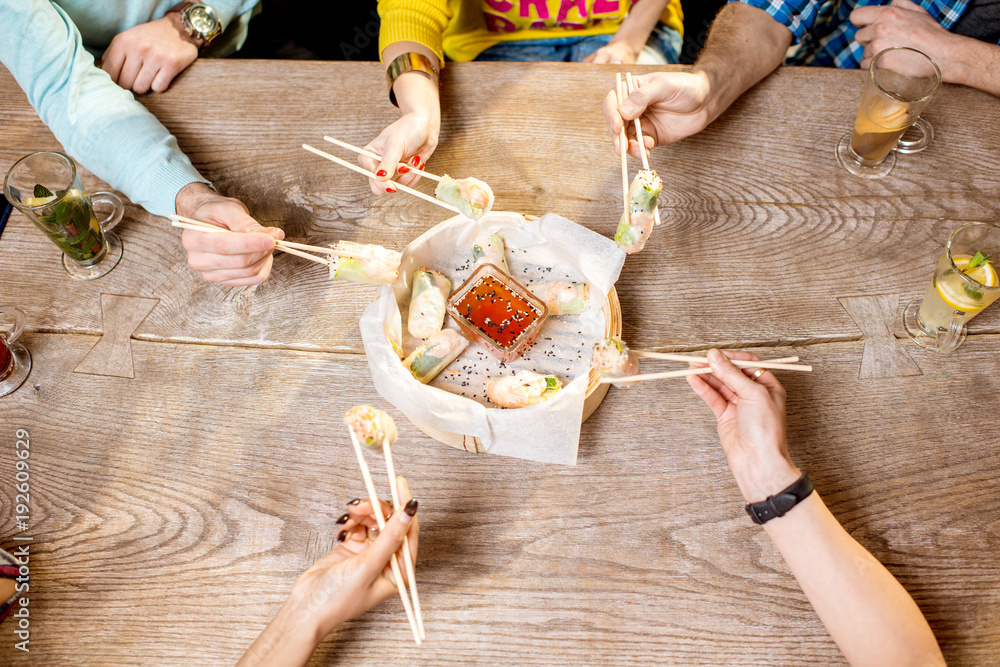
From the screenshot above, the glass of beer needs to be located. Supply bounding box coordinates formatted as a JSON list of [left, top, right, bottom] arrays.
[[836, 47, 941, 179], [0, 305, 31, 398], [903, 223, 1000, 353], [3, 151, 124, 280]]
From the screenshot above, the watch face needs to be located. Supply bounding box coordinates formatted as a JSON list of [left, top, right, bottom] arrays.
[[189, 6, 217, 33]]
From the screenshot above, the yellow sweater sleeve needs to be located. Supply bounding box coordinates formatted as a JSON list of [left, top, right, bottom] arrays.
[[661, 0, 684, 38], [377, 0, 453, 65]]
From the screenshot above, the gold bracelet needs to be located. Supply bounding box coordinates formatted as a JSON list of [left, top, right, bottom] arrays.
[[386, 52, 439, 107]]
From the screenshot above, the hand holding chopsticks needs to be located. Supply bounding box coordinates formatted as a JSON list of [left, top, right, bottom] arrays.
[[344, 406, 425, 644], [303, 144, 461, 215], [595, 337, 811, 385], [170, 214, 373, 266]]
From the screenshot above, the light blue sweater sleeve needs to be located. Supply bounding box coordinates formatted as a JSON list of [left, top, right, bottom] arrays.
[[0, 1, 209, 218]]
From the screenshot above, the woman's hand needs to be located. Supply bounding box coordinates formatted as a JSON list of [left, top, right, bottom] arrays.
[[687, 350, 800, 502], [584, 40, 641, 65], [361, 73, 440, 195], [239, 478, 420, 667]]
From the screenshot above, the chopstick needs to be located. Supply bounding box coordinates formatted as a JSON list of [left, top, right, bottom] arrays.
[[599, 359, 813, 384], [623, 72, 661, 227], [381, 435, 425, 640], [348, 430, 422, 645], [303, 144, 461, 215], [323, 136, 443, 183], [614, 74, 630, 225], [169, 214, 373, 262], [633, 351, 806, 371]]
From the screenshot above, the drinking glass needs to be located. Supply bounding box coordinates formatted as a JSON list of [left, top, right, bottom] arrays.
[[903, 223, 1000, 353], [0, 306, 31, 398], [4, 151, 124, 280], [836, 47, 942, 179]]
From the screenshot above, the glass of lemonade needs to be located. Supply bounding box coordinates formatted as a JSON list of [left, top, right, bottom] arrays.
[[903, 223, 1000, 353], [836, 47, 941, 179], [3, 151, 124, 280]]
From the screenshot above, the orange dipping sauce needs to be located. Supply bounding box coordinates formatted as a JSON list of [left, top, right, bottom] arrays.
[[447, 263, 548, 362]]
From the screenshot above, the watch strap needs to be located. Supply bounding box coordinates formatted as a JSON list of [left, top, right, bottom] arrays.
[[386, 53, 439, 107], [745, 473, 813, 525]]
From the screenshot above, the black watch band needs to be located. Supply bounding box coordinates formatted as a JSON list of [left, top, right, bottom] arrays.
[[745, 473, 814, 525]]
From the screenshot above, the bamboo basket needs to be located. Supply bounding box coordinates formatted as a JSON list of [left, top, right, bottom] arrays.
[[407, 286, 622, 453]]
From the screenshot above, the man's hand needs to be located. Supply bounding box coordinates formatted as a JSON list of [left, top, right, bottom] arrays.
[[852, 0, 963, 78], [102, 15, 199, 94], [603, 71, 713, 157], [175, 183, 284, 287]]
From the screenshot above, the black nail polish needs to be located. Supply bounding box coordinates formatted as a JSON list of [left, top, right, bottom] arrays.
[[347, 498, 361, 506], [336, 530, 347, 543], [335, 513, 349, 525], [404, 499, 418, 516]]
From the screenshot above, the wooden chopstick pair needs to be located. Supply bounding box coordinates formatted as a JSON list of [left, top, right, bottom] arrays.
[[169, 214, 372, 266], [615, 72, 662, 227], [346, 430, 425, 644], [302, 141, 461, 215], [599, 352, 812, 384]]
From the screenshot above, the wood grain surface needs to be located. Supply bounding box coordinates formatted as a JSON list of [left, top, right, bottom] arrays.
[[1, 59, 999, 666], [0, 333, 999, 665], [1, 62, 999, 351]]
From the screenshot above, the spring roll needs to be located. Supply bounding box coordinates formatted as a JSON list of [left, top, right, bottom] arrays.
[[591, 337, 640, 388], [485, 370, 562, 409], [329, 241, 402, 285], [435, 176, 495, 220], [344, 405, 398, 450], [408, 268, 452, 339], [615, 170, 662, 254], [472, 233, 509, 274], [531, 281, 590, 315], [404, 329, 469, 384]]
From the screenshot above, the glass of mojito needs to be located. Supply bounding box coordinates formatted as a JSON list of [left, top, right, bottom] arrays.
[[3, 151, 124, 280]]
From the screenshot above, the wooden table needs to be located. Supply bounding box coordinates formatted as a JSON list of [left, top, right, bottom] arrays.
[[1, 61, 998, 665]]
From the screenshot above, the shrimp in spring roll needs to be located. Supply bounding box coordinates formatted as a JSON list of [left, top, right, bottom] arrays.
[[404, 329, 469, 384], [591, 337, 640, 388], [531, 281, 590, 315], [472, 233, 509, 274], [436, 176, 494, 220], [344, 405, 398, 450], [485, 370, 562, 408], [330, 241, 402, 285], [615, 170, 662, 254], [408, 268, 452, 339]]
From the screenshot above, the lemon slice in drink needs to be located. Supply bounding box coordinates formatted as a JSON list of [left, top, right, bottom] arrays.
[[955, 256, 998, 287], [25, 195, 55, 206], [937, 255, 998, 311]]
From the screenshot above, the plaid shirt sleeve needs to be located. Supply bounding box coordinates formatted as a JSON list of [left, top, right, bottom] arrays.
[[728, 0, 825, 43]]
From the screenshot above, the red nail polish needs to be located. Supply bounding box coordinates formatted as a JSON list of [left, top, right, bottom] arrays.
[[386, 186, 396, 193], [419, 161, 426, 171], [410, 156, 421, 167], [398, 166, 410, 174], [376, 169, 388, 178]]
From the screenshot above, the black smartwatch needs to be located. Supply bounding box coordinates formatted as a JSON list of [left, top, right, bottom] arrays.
[[745, 473, 814, 525]]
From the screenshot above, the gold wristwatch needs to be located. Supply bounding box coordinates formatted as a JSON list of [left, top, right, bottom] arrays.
[[169, 2, 222, 48], [386, 53, 439, 107]]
